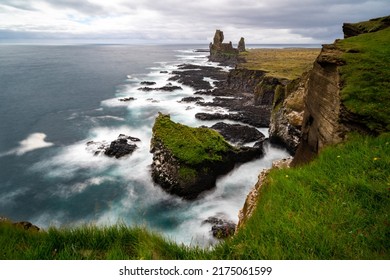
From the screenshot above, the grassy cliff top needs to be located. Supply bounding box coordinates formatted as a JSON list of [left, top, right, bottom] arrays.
[[337, 27, 390, 132], [152, 113, 232, 165], [344, 15, 390, 35], [238, 48, 320, 80]]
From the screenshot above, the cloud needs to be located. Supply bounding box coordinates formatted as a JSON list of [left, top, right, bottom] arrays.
[[0, 0, 389, 43]]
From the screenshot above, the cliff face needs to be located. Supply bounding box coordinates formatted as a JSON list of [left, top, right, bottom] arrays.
[[292, 44, 347, 164], [294, 18, 390, 164], [238, 15, 390, 227], [269, 73, 308, 153]]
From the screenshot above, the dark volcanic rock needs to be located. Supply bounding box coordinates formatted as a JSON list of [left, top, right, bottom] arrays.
[[211, 122, 265, 144], [119, 97, 136, 102], [168, 64, 228, 91], [195, 105, 271, 128], [104, 139, 137, 159], [140, 81, 156, 85], [138, 85, 183, 92], [178, 96, 204, 103], [203, 216, 236, 239], [86, 134, 139, 159]]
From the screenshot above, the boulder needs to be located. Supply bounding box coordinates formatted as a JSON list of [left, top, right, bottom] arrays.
[[203, 216, 236, 239], [86, 134, 140, 159], [104, 138, 137, 159]]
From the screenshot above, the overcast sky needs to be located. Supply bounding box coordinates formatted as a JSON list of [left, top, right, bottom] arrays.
[[0, 0, 389, 44]]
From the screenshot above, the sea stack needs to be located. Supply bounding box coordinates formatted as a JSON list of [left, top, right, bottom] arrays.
[[209, 29, 244, 65]]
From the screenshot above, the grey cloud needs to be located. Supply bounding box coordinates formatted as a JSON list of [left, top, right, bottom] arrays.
[[0, 0, 37, 11], [0, 0, 389, 43], [44, 0, 107, 15]]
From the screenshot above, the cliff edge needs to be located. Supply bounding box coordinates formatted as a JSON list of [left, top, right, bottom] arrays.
[[294, 17, 390, 164]]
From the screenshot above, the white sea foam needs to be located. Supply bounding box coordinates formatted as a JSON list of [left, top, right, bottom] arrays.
[[0, 132, 54, 157], [93, 115, 126, 121], [55, 176, 114, 198], [23, 46, 290, 247]]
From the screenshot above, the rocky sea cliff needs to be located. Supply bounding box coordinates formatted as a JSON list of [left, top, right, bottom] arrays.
[[237, 15, 390, 228]]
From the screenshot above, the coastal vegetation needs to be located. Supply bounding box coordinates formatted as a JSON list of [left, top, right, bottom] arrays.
[[152, 113, 232, 166], [1, 17, 389, 260], [238, 48, 320, 80], [337, 28, 390, 132]]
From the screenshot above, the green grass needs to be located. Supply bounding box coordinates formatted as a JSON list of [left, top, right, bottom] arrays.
[[239, 48, 320, 79], [0, 223, 206, 260], [345, 16, 390, 34], [152, 114, 232, 165], [337, 28, 390, 132], [2, 133, 389, 259], [212, 133, 390, 259]]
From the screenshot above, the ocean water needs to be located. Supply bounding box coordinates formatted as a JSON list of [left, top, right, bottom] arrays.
[[0, 44, 289, 246]]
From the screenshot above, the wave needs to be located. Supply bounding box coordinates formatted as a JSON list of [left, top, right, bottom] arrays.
[[0, 132, 54, 157]]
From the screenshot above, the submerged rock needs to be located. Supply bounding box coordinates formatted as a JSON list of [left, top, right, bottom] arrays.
[[150, 113, 263, 199]]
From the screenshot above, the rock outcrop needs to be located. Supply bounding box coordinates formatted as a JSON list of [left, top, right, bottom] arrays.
[[293, 17, 390, 165], [0, 217, 40, 232], [169, 64, 228, 91], [343, 15, 390, 38], [210, 122, 265, 145], [209, 30, 245, 65], [269, 73, 309, 154], [150, 113, 264, 199], [193, 68, 282, 128], [238, 37, 246, 52], [203, 216, 236, 239], [291, 43, 347, 165], [86, 134, 140, 159]]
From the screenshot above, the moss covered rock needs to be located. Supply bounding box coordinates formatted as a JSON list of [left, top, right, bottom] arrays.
[[150, 113, 263, 199]]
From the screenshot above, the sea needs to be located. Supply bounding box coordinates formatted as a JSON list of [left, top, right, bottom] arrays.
[[0, 44, 292, 247]]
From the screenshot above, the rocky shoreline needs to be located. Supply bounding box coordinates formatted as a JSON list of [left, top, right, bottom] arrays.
[[80, 29, 311, 239]]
